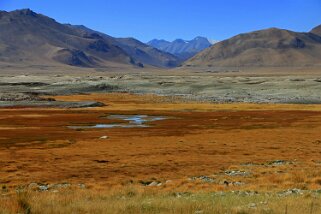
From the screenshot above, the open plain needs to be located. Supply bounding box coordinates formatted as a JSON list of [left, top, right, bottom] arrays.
[[1, 3, 321, 213], [1, 81, 321, 213], [2, 67, 321, 105]]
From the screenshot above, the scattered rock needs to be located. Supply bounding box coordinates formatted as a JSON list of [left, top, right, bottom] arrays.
[[190, 176, 215, 183], [313, 189, 321, 194], [277, 188, 304, 196], [220, 180, 244, 187], [232, 181, 244, 186], [248, 203, 257, 209], [0, 100, 106, 108], [94, 83, 119, 91], [236, 190, 259, 196], [260, 201, 268, 205], [28, 183, 39, 189], [139, 180, 161, 186], [139, 180, 152, 186], [173, 192, 192, 198], [148, 181, 162, 187], [27, 182, 75, 191], [78, 183, 86, 189], [224, 170, 250, 176], [0, 92, 53, 102], [38, 185, 49, 191], [50, 183, 71, 189], [28, 183, 49, 191], [267, 160, 292, 166], [100, 136, 109, 139]]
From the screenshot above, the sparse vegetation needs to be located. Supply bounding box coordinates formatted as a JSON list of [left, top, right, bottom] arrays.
[[1, 93, 321, 213], [16, 191, 32, 214], [0, 187, 320, 214], [1, 2, 321, 213]]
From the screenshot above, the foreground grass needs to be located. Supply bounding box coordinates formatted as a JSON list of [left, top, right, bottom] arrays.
[[1, 187, 320, 214]]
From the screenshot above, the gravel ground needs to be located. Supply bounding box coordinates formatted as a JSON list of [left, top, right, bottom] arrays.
[[1, 71, 321, 107]]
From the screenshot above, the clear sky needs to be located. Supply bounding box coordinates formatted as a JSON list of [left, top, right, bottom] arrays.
[[1, 0, 321, 42]]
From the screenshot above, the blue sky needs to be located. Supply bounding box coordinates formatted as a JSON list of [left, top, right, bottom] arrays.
[[1, 0, 321, 42]]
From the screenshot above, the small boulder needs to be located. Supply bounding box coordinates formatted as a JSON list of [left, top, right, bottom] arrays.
[[148, 181, 160, 187], [38, 185, 49, 191], [248, 203, 257, 209]]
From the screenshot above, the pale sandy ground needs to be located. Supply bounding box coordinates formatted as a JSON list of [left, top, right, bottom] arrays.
[[1, 65, 321, 105]]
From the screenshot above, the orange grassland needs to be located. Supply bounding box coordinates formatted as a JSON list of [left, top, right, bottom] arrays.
[[0, 93, 321, 193]]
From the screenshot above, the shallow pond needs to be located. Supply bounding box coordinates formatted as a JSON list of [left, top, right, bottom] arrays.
[[68, 114, 167, 129]]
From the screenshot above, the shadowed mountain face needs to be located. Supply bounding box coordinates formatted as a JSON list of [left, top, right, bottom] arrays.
[[148, 37, 212, 60], [0, 9, 135, 68], [0, 9, 180, 68], [115, 38, 180, 68], [185, 27, 321, 68], [70, 25, 180, 68]]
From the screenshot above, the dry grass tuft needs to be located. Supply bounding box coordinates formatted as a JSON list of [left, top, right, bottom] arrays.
[[0, 187, 320, 214], [16, 191, 32, 214]]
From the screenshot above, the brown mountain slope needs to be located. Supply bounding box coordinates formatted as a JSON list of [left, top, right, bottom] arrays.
[[0, 9, 180, 69], [115, 38, 180, 68], [184, 27, 321, 68], [311, 24, 321, 37], [68, 25, 180, 68], [0, 9, 137, 68]]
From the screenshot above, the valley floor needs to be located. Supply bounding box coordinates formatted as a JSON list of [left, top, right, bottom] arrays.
[[0, 93, 321, 213], [2, 67, 321, 105]]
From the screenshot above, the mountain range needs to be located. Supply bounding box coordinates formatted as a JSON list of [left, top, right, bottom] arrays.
[[184, 26, 321, 68], [0, 9, 180, 69], [0, 9, 321, 70], [67, 25, 180, 68], [147, 37, 213, 60]]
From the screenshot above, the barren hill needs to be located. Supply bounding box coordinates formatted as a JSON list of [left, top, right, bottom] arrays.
[[184, 27, 321, 68], [69, 25, 180, 68], [311, 24, 321, 37], [0, 9, 180, 69]]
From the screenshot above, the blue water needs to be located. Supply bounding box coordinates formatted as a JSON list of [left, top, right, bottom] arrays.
[[68, 115, 167, 129], [107, 115, 166, 125]]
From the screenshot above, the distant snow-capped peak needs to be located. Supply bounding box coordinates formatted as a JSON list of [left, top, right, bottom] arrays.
[[208, 39, 219, 45]]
